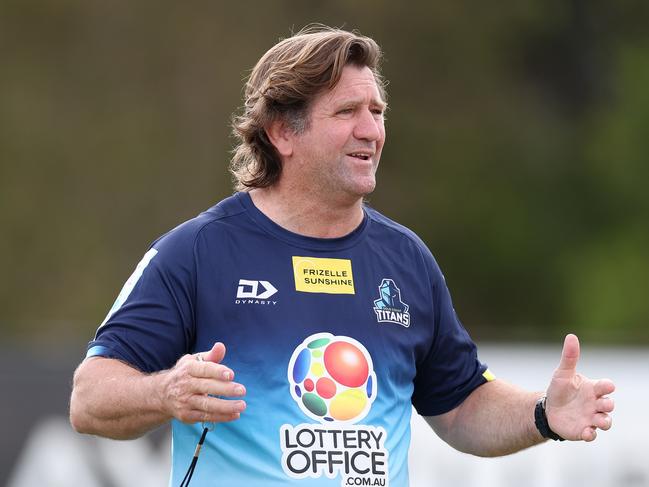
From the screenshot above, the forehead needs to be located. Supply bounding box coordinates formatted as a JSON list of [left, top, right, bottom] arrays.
[[316, 65, 385, 107]]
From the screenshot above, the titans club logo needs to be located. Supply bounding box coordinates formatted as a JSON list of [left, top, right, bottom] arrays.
[[373, 279, 411, 327]]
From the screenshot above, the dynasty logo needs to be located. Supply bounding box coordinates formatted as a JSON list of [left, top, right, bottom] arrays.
[[373, 279, 411, 328], [281, 333, 389, 486]]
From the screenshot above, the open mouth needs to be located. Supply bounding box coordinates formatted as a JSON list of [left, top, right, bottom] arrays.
[[348, 153, 372, 161]]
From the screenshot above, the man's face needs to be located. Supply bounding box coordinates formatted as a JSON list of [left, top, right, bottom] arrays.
[[288, 65, 386, 203]]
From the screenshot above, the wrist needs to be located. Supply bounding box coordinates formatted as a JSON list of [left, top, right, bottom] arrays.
[[148, 370, 174, 420], [534, 396, 564, 441]]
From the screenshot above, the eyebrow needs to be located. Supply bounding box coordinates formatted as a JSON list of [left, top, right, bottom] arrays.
[[334, 97, 388, 110]]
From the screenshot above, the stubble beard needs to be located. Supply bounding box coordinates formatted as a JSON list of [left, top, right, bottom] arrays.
[[322, 156, 378, 204]]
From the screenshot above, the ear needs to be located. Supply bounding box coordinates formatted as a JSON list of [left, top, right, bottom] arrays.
[[265, 119, 294, 158]]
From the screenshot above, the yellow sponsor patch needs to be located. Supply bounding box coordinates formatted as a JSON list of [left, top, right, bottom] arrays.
[[292, 256, 355, 294], [482, 369, 496, 382]]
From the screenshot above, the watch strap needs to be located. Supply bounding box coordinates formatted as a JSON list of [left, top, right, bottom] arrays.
[[534, 396, 565, 441]]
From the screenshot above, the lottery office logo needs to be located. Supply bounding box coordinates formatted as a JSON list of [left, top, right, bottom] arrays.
[[281, 333, 389, 486]]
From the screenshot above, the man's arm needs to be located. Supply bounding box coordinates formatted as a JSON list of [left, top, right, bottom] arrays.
[[425, 334, 615, 457], [426, 380, 543, 457], [69, 342, 247, 440]]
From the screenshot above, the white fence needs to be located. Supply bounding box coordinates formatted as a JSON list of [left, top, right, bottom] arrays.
[[7, 345, 648, 487]]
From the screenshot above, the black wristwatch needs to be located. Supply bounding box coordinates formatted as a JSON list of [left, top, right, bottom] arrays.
[[534, 396, 565, 441]]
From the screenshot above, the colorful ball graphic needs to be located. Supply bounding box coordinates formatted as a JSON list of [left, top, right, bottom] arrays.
[[288, 333, 377, 424]]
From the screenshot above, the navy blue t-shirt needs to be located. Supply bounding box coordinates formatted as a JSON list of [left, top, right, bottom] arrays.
[[88, 192, 492, 486]]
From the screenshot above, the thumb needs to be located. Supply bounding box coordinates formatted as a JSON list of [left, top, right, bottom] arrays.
[[202, 342, 226, 364], [557, 333, 580, 372]]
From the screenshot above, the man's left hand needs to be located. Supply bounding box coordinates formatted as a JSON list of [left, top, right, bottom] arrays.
[[545, 334, 615, 441]]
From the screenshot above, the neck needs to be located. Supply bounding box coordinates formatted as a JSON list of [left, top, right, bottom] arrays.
[[248, 185, 365, 238]]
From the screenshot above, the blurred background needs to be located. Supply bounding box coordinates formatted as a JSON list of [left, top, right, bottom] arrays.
[[1, 1, 647, 485]]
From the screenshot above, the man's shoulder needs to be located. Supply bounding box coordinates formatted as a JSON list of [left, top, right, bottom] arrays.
[[365, 205, 447, 285], [364, 205, 430, 250], [152, 193, 247, 252]]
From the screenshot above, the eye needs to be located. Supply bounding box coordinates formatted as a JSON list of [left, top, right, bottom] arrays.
[[337, 108, 354, 115]]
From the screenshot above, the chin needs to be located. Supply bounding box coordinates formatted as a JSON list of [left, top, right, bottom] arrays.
[[349, 179, 376, 199]]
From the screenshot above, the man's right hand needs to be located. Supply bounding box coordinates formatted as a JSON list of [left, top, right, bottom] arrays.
[[159, 342, 247, 424], [70, 342, 246, 440]]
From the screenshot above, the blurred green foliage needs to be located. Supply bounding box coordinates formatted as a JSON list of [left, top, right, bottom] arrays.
[[1, 1, 647, 344]]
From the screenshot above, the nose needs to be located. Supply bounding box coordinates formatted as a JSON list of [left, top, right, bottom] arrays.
[[353, 108, 383, 142]]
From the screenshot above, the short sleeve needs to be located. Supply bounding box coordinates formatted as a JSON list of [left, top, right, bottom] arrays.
[[411, 255, 492, 416], [86, 225, 197, 373]]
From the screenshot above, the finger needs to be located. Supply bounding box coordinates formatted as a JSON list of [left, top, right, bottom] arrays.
[[596, 396, 615, 413], [193, 361, 235, 381], [180, 410, 242, 424], [189, 395, 246, 416], [581, 426, 597, 442], [202, 411, 241, 423], [194, 378, 246, 397], [557, 334, 580, 372], [594, 379, 615, 397], [203, 342, 227, 364], [592, 413, 612, 431]]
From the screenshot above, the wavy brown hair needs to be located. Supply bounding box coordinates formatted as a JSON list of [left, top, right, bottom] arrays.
[[229, 25, 386, 191]]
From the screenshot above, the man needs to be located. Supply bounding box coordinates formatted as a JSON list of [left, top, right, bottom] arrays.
[[70, 26, 615, 486]]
